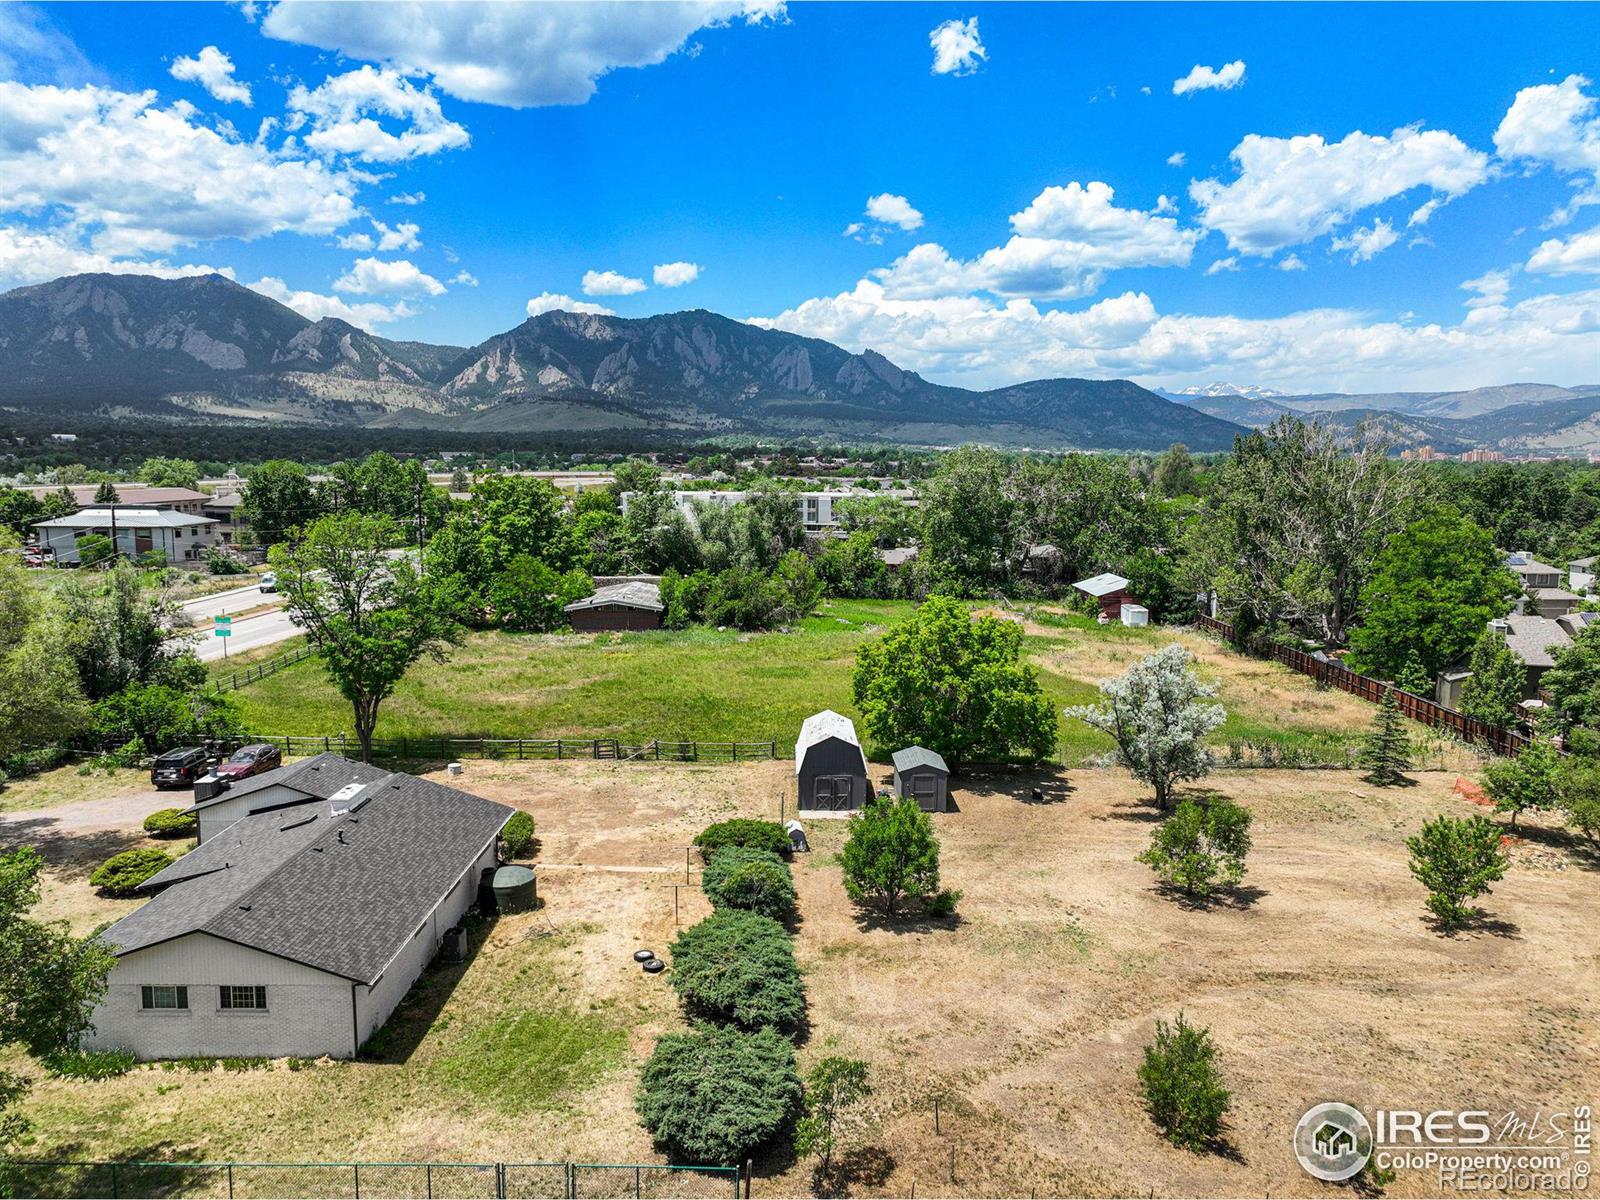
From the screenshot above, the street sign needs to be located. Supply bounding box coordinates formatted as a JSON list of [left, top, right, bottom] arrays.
[[214, 627, 232, 637], [214, 615, 232, 625]]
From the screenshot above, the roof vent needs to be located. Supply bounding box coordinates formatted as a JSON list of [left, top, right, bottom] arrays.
[[329, 782, 366, 815]]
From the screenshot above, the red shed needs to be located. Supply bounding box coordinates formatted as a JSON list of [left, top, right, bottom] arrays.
[[1072, 572, 1136, 621], [564, 581, 664, 632]]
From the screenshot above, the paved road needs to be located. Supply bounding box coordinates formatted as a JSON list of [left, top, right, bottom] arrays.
[[180, 582, 282, 623], [196, 604, 300, 662]]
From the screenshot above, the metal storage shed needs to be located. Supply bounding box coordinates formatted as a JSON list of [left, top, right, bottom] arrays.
[[892, 746, 950, 812], [564, 580, 663, 632], [795, 710, 870, 812]]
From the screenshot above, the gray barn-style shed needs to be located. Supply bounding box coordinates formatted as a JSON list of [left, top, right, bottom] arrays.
[[892, 746, 950, 812], [795, 710, 870, 812]]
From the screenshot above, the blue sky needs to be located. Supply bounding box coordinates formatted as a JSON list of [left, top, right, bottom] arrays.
[[1, 1, 1597, 393]]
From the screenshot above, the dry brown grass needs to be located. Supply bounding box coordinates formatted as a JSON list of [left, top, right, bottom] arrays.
[[10, 759, 1597, 1197]]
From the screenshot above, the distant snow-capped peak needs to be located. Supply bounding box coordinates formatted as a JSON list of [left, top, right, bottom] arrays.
[[1167, 381, 1286, 400]]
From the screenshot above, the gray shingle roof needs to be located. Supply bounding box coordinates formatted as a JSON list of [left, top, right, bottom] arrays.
[[1500, 614, 1572, 669], [185, 752, 389, 814], [564, 580, 663, 613], [107, 767, 513, 984], [892, 746, 949, 774]]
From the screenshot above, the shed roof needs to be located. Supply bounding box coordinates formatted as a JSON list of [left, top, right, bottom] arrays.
[[892, 745, 949, 774], [33, 507, 218, 530], [1072, 572, 1130, 597], [795, 709, 868, 775], [564, 580, 663, 613], [106, 764, 513, 984]]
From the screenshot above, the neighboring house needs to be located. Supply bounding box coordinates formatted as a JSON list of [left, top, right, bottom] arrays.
[[200, 492, 248, 545], [874, 545, 918, 570], [795, 709, 870, 812], [892, 746, 950, 812], [1570, 556, 1597, 596], [564, 580, 663, 632], [85, 764, 513, 1061], [1022, 543, 1064, 581], [1505, 551, 1561, 590], [32, 506, 219, 564], [187, 752, 392, 845], [1436, 611, 1600, 707], [1072, 572, 1137, 622], [1527, 587, 1581, 619], [13, 484, 210, 516], [621, 489, 916, 535]]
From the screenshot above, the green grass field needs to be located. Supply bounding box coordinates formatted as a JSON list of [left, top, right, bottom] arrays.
[[226, 600, 1417, 766]]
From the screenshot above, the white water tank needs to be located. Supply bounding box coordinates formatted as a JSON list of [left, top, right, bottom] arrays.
[[1120, 603, 1149, 627]]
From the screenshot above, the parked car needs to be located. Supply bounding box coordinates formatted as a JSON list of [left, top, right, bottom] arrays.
[[211, 743, 283, 782], [150, 746, 212, 790], [259, 571, 278, 593]]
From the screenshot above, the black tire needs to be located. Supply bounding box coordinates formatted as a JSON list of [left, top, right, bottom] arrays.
[[633, 949, 655, 962], [642, 958, 665, 974]]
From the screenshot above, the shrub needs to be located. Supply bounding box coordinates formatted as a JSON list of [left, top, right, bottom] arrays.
[[701, 847, 796, 920], [668, 910, 805, 1031], [90, 848, 173, 896], [693, 818, 790, 862], [142, 808, 197, 838], [1555, 758, 1600, 849], [636, 1025, 802, 1165], [1137, 797, 1253, 898], [1406, 814, 1509, 928], [501, 811, 536, 859], [840, 796, 941, 917], [45, 1048, 136, 1080], [1138, 1012, 1232, 1151], [925, 887, 962, 918]]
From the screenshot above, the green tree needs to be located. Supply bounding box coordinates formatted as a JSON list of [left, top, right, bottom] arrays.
[[0, 531, 89, 760], [270, 513, 464, 761], [92, 479, 118, 505], [488, 556, 592, 632], [701, 847, 796, 921], [1406, 813, 1509, 927], [1358, 690, 1414, 787], [75, 532, 115, 566], [137, 457, 200, 490], [1067, 644, 1226, 809], [1138, 1013, 1232, 1151], [0, 488, 44, 537], [473, 474, 575, 573], [839, 796, 943, 917], [1457, 627, 1527, 726], [1554, 757, 1600, 849], [241, 460, 323, 546], [1138, 797, 1253, 898], [92, 682, 240, 753], [852, 595, 1057, 770], [1347, 510, 1518, 683], [1543, 622, 1600, 731], [1481, 738, 1561, 828], [635, 1026, 801, 1165], [59, 559, 199, 701], [795, 1057, 872, 1176], [915, 446, 1025, 595], [0, 846, 117, 1177], [1152, 443, 1198, 498]]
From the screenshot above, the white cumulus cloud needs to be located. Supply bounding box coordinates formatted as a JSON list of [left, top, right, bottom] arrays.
[[653, 261, 701, 287], [929, 17, 985, 77], [526, 291, 614, 317], [1277, 254, 1307, 272], [1190, 124, 1489, 256], [388, 191, 425, 206], [1172, 60, 1245, 96], [1205, 256, 1240, 275], [287, 65, 469, 162], [451, 270, 479, 287], [864, 193, 924, 231], [333, 256, 446, 297], [263, 0, 784, 109], [1527, 226, 1600, 275], [1494, 74, 1600, 226], [582, 268, 646, 296], [169, 46, 253, 105], [0, 224, 232, 290], [249, 274, 415, 327], [1166, 151, 1186, 168], [1330, 218, 1400, 264]]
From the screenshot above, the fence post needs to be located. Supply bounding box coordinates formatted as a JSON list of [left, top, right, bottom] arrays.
[[109, 1163, 119, 1199], [426, 1164, 433, 1200], [227, 1164, 234, 1200], [354, 1164, 361, 1200], [744, 1159, 753, 1198]]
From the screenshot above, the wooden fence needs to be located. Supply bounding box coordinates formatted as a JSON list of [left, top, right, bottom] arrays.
[[241, 733, 780, 763], [1194, 613, 1530, 756], [214, 644, 318, 692]]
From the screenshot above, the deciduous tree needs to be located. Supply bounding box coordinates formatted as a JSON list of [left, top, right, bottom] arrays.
[[1406, 813, 1508, 928], [839, 796, 943, 917], [1482, 737, 1561, 829], [1457, 628, 1527, 727]]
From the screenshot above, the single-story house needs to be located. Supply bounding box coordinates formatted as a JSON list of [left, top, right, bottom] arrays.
[[892, 746, 950, 812], [564, 580, 663, 632], [874, 546, 919, 570], [1073, 572, 1137, 622], [187, 752, 392, 845], [1436, 611, 1599, 708], [86, 764, 513, 1061], [33, 506, 219, 564], [795, 709, 870, 812]]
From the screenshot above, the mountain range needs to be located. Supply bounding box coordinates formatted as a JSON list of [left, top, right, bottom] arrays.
[[2, 272, 1597, 453], [0, 273, 1247, 451]]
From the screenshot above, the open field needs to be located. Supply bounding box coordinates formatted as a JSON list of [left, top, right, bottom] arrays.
[[223, 601, 1465, 768], [5, 758, 1596, 1197]]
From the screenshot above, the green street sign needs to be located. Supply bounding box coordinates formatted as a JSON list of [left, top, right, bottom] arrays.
[[214, 615, 232, 625], [215, 627, 232, 637]]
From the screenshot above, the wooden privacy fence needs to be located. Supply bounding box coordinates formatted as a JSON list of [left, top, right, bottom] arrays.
[[242, 733, 780, 764], [1194, 613, 1530, 756]]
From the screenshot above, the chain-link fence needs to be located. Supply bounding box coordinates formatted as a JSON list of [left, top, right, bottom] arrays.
[[5, 1160, 741, 1200]]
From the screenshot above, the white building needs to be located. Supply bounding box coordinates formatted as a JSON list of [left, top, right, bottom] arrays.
[[622, 488, 915, 534], [33, 506, 218, 564], [86, 763, 513, 1060], [186, 753, 391, 845]]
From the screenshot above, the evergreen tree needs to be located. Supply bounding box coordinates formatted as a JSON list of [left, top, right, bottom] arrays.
[[1359, 689, 1413, 787], [1458, 628, 1526, 726], [92, 479, 118, 504], [1394, 650, 1432, 696]]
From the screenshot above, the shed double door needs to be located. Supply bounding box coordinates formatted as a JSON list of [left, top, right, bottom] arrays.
[[812, 775, 855, 810]]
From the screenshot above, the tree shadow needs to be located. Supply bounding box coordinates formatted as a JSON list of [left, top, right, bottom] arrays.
[[812, 1146, 897, 1198], [0, 819, 146, 875], [1425, 911, 1521, 940], [954, 766, 1073, 805], [850, 905, 966, 935], [1095, 800, 1163, 824], [358, 914, 498, 1063], [1155, 882, 1269, 911], [12, 1139, 212, 1199], [1500, 821, 1600, 870], [1363, 774, 1420, 789]]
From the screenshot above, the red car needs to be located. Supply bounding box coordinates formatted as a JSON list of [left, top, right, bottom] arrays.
[[211, 743, 283, 782]]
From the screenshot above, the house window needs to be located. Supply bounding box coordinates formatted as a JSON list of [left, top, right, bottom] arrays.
[[219, 985, 268, 1010], [140, 985, 188, 1010]]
